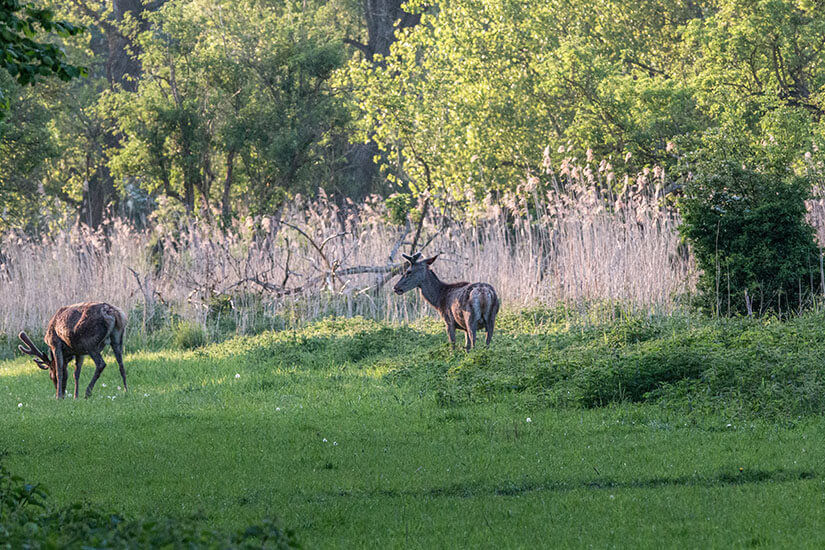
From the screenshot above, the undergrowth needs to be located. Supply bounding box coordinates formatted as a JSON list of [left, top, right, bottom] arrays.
[[0, 459, 298, 549], [203, 309, 825, 422]]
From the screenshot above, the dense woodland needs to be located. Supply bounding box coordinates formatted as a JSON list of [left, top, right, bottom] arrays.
[[1, 0, 823, 228]]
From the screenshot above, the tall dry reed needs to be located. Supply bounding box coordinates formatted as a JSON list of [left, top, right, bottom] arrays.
[[0, 179, 699, 342]]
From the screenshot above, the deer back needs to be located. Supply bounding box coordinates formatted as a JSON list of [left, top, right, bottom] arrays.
[[46, 302, 127, 355]]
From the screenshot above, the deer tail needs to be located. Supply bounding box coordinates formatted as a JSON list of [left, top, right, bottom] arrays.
[[470, 285, 495, 326], [101, 304, 128, 333], [111, 305, 128, 332], [479, 285, 498, 323]]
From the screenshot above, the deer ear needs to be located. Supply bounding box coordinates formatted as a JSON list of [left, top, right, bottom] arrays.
[[402, 254, 414, 263], [424, 254, 439, 265]]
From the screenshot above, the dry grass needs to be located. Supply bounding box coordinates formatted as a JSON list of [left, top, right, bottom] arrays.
[[0, 184, 700, 343]]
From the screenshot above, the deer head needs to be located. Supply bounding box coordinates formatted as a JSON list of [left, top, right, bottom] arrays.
[[394, 253, 438, 294], [18, 331, 58, 388]]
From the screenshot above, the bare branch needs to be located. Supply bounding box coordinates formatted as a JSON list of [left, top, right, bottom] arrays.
[[410, 196, 430, 253], [281, 221, 334, 271], [321, 231, 350, 250], [282, 237, 291, 287]]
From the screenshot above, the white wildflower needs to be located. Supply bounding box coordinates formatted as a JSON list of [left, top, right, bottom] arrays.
[[235, 373, 241, 379]]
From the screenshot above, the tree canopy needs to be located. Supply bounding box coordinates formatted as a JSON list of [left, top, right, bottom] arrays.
[[1, 0, 824, 229], [0, 0, 84, 105]]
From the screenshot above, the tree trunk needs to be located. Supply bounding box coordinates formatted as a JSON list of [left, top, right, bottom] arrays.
[[222, 149, 236, 224], [342, 0, 422, 199], [106, 0, 147, 92], [71, 0, 165, 228], [363, 0, 421, 60]]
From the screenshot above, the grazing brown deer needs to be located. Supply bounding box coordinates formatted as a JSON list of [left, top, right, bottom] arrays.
[[393, 253, 499, 350], [18, 302, 128, 399]]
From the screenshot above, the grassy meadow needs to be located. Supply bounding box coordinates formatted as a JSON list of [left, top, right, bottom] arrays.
[[3, 311, 825, 548]]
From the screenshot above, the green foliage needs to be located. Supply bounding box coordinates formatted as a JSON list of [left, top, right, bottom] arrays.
[[106, 0, 351, 216], [347, 0, 707, 200], [4, 0, 825, 229], [679, 160, 820, 315], [347, 0, 825, 203], [0, 459, 299, 548], [173, 320, 207, 350], [0, 0, 85, 112], [384, 192, 413, 226], [0, 73, 56, 231]]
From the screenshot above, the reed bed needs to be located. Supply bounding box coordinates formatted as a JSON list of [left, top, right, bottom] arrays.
[[0, 179, 703, 343]]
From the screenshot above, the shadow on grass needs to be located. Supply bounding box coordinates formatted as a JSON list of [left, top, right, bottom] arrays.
[[321, 468, 817, 500]]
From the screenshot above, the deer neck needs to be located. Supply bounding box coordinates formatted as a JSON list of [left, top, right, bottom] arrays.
[[419, 270, 448, 311]]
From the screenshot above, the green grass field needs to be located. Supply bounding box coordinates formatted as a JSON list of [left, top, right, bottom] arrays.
[[3, 312, 825, 548]]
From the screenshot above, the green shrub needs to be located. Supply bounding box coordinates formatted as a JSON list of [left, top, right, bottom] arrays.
[[173, 320, 207, 350], [679, 161, 820, 315], [0, 459, 299, 548]]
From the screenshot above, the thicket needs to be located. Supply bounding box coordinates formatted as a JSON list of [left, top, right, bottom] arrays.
[[680, 162, 821, 316], [0, 459, 298, 548]]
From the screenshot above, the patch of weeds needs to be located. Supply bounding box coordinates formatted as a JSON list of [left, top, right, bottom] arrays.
[[601, 316, 662, 347]]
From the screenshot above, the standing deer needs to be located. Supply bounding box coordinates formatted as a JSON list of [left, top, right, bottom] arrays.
[[18, 302, 128, 399], [393, 253, 499, 350]]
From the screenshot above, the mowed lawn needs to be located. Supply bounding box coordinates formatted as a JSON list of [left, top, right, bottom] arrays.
[[2, 316, 825, 548]]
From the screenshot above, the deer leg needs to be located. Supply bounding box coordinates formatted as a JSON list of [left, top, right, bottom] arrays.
[[446, 321, 457, 348], [464, 312, 476, 351], [73, 356, 84, 399], [53, 347, 65, 399], [61, 362, 69, 397], [485, 311, 496, 346], [110, 334, 127, 393], [85, 351, 107, 398]]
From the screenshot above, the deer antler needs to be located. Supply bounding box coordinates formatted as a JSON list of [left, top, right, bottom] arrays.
[[18, 332, 51, 370]]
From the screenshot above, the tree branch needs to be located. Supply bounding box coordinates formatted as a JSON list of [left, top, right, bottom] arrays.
[[343, 37, 373, 58]]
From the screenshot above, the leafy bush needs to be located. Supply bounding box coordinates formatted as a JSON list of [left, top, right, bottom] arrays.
[[0, 460, 299, 548], [679, 161, 820, 315], [173, 320, 207, 350]]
